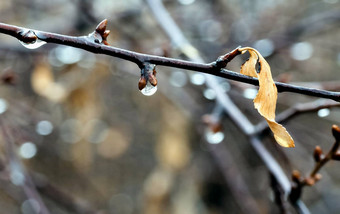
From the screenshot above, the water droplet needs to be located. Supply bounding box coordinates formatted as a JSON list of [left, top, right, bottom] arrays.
[[243, 88, 258, 99], [140, 82, 157, 96], [205, 129, 224, 144], [36, 120, 53, 136], [290, 42, 313, 61], [19, 39, 46, 50], [317, 108, 330, 118], [19, 142, 37, 159], [203, 88, 216, 100]]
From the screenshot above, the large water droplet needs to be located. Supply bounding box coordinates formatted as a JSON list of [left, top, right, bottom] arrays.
[[205, 129, 225, 144], [140, 82, 157, 96], [19, 39, 46, 49]]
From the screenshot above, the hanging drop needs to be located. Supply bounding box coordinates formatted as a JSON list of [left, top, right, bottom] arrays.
[[19, 39, 46, 49], [18, 29, 46, 49], [138, 63, 158, 96], [141, 82, 157, 96]]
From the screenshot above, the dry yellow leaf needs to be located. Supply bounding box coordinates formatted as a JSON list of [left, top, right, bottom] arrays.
[[239, 47, 295, 147]]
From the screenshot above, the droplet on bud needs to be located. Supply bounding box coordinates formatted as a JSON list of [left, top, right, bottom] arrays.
[[140, 81, 157, 96], [139, 63, 158, 96], [19, 39, 46, 49], [18, 29, 46, 49], [205, 129, 224, 144]]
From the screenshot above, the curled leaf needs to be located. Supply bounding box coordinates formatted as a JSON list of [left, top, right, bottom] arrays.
[[239, 47, 295, 147]]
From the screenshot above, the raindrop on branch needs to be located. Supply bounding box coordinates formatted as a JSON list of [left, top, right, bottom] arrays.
[[139, 63, 158, 96], [18, 29, 46, 49], [19, 39, 46, 49]]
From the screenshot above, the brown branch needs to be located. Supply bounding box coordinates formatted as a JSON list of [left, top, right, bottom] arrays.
[[255, 99, 340, 135], [290, 125, 340, 204], [0, 22, 340, 101]]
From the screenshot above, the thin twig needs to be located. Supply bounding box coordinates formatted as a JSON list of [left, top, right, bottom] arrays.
[[290, 125, 340, 205], [0, 22, 340, 101], [0, 120, 51, 214], [255, 99, 340, 134]]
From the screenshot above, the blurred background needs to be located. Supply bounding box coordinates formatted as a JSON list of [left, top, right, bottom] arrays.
[[0, 0, 339, 213]]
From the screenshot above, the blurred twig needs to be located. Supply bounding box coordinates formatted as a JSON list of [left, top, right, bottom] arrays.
[[290, 125, 340, 205], [0, 120, 51, 214]]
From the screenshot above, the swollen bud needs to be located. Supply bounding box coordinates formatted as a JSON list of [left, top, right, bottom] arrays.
[[138, 76, 147, 90], [139, 63, 158, 96], [332, 125, 340, 141], [96, 19, 108, 35], [18, 29, 37, 43], [292, 170, 301, 183], [313, 146, 324, 162]]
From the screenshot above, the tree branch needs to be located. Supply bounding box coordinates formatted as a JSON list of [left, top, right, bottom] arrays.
[[290, 125, 340, 205], [0, 22, 339, 101], [255, 99, 340, 135]]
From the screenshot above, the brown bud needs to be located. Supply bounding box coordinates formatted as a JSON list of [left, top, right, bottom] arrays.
[[332, 152, 340, 161], [19, 30, 37, 44], [96, 19, 108, 35], [314, 174, 322, 182], [292, 170, 301, 183], [210, 123, 223, 133], [148, 67, 157, 86], [148, 74, 157, 86], [305, 177, 315, 186], [138, 76, 147, 90], [313, 146, 324, 162], [103, 30, 110, 39], [332, 125, 340, 141]]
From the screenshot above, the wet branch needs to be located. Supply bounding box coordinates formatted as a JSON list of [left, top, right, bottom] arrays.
[[255, 99, 340, 135], [0, 22, 340, 101]]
